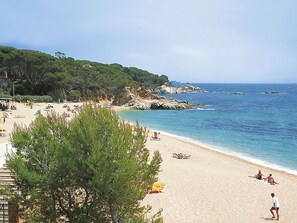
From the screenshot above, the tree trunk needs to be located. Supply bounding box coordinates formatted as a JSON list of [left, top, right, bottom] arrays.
[[109, 202, 118, 223]]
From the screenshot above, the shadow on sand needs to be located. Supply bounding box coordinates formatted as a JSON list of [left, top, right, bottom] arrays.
[[261, 217, 277, 221]]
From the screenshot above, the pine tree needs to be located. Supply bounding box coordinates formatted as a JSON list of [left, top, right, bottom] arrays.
[[7, 104, 162, 222]]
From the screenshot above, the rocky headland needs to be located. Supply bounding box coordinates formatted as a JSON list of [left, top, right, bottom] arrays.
[[112, 87, 192, 110]]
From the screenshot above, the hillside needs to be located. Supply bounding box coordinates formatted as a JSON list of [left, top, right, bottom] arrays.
[[0, 46, 169, 101]]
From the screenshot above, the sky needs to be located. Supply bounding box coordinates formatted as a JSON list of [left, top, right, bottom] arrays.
[[1, 0, 297, 83]]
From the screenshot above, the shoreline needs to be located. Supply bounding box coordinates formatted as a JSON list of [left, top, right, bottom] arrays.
[[144, 128, 297, 222], [6, 101, 296, 176], [1, 102, 297, 221], [118, 112, 297, 178], [157, 130, 297, 177]]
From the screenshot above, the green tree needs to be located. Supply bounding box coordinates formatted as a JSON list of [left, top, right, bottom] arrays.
[[7, 104, 162, 222], [54, 51, 66, 59], [0, 46, 170, 100]]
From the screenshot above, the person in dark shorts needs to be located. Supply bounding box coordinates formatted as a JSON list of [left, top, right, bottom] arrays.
[[270, 193, 280, 220], [255, 170, 263, 180], [249, 170, 263, 180]]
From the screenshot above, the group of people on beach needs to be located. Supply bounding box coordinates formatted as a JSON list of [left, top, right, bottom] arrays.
[[251, 170, 278, 185], [250, 170, 280, 220]]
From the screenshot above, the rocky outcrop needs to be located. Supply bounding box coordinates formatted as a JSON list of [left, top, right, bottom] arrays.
[[113, 87, 159, 106], [113, 87, 192, 110], [264, 91, 286, 95], [131, 99, 191, 110], [153, 84, 207, 94], [112, 94, 133, 106], [233, 92, 244, 95]]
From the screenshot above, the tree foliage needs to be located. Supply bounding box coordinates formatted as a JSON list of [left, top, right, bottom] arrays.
[[7, 104, 162, 222], [0, 46, 169, 101]]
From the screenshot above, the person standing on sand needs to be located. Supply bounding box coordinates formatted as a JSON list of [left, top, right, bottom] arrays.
[[270, 193, 280, 221]]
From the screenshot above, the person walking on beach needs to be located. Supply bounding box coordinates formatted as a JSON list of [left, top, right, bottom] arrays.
[[270, 193, 280, 221]]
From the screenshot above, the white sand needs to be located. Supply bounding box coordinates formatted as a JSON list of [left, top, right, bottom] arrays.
[[144, 132, 297, 222], [0, 102, 79, 144], [0, 102, 129, 144], [1, 103, 296, 222]]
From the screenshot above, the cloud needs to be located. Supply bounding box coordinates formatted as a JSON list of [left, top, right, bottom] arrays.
[[1, 0, 297, 83]]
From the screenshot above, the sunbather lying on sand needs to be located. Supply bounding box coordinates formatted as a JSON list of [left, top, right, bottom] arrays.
[[172, 153, 191, 159]]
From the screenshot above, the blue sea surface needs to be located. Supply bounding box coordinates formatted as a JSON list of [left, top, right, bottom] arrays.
[[118, 84, 297, 174]]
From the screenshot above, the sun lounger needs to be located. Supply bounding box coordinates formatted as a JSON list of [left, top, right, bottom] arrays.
[[149, 182, 166, 194]]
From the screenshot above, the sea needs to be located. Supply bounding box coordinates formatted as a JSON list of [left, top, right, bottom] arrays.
[[118, 84, 297, 175]]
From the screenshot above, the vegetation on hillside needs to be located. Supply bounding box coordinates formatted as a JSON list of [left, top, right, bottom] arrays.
[[7, 104, 163, 222], [0, 46, 169, 101]]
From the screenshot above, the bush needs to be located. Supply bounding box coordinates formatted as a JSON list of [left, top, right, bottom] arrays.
[[7, 104, 162, 222], [0, 94, 12, 99], [67, 90, 81, 101], [14, 95, 53, 102]]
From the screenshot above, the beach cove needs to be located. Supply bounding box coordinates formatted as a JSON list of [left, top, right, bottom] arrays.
[[119, 84, 297, 222], [0, 101, 296, 222], [119, 84, 297, 175]]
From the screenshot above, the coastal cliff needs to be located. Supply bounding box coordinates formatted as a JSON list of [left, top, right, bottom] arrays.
[[113, 87, 191, 110]]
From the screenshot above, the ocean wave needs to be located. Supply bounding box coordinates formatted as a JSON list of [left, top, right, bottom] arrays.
[[196, 108, 215, 111], [157, 130, 297, 176]]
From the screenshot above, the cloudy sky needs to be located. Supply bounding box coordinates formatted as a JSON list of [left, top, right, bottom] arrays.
[[1, 0, 296, 83]]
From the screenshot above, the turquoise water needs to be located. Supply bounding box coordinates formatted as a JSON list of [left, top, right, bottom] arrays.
[[118, 84, 297, 175]]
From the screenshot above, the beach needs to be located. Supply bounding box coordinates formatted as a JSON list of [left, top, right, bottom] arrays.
[[0, 102, 128, 144], [1, 102, 297, 222], [144, 131, 297, 222]]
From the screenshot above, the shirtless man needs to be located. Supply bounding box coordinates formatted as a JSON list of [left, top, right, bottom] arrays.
[[264, 174, 278, 185]]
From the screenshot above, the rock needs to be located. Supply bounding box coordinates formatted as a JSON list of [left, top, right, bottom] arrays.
[[133, 103, 147, 110], [192, 103, 207, 107], [153, 85, 177, 94], [112, 94, 133, 106], [153, 84, 207, 94], [264, 91, 286, 95], [112, 87, 192, 110], [159, 100, 191, 109], [132, 99, 191, 110], [233, 92, 244, 95]]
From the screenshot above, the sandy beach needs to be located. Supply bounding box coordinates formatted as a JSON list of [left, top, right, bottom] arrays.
[[0, 102, 129, 144], [144, 132, 297, 223], [1, 103, 296, 222]]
